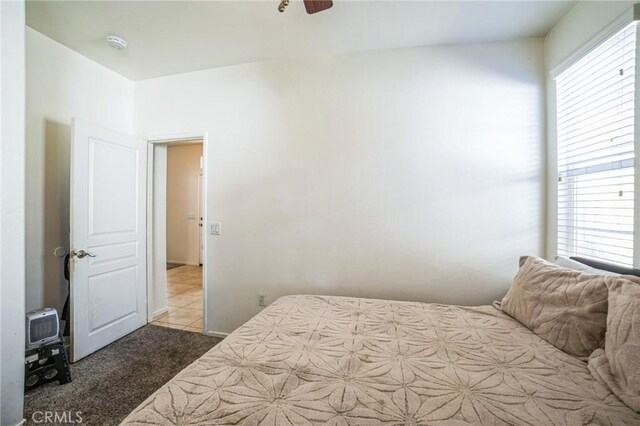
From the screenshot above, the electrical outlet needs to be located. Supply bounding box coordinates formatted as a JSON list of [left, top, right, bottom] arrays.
[[258, 295, 267, 307]]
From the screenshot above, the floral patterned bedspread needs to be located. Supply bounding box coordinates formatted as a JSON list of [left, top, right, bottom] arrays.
[[122, 295, 640, 425]]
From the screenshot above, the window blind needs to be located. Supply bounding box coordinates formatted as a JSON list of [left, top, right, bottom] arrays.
[[556, 22, 637, 267]]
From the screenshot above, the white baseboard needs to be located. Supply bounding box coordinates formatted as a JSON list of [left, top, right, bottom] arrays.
[[167, 260, 200, 266], [152, 306, 168, 318], [204, 330, 229, 339]]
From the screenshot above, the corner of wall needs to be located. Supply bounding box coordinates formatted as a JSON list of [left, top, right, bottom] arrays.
[[1, 1, 27, 425]]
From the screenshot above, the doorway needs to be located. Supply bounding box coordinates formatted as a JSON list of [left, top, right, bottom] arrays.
[[166, 143, 202, 269], [146, 136, 207, 334]]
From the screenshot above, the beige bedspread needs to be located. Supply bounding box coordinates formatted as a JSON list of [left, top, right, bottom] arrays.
[[122, 295, 640, 425]]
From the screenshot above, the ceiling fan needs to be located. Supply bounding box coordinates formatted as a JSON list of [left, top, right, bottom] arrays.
[[278, 0, 333, 14]]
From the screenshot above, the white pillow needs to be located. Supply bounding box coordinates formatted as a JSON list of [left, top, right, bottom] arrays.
[[554, 256, 620, 276]]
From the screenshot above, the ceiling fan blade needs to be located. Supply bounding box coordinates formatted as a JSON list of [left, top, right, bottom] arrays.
[[303, 0, 333, 14]]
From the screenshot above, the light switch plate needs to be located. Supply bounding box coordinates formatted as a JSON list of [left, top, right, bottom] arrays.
[[210, 223, 221, 235]]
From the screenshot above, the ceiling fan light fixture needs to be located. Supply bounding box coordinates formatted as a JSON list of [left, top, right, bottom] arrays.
[[278, 0, 289, 13]]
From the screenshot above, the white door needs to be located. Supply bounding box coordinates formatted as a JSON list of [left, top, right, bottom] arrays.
[[198, 172, 203, 266], [70, 119, 147, 362]]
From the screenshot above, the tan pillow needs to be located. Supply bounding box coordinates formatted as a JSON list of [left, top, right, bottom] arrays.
[[588, 280, 640, 412], [501, 256, 609, 358]]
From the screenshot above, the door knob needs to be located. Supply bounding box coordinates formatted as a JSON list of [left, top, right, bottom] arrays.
[[71, 249, 96, 259]]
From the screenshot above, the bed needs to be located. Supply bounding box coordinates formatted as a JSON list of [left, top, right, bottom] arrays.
[[122, 294, 640, 425]]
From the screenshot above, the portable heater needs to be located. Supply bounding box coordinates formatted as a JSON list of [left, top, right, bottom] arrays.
[[25, 308, 60, 349]]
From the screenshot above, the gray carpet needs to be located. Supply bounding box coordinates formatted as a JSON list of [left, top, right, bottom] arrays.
[[24, 325, 222, 426]]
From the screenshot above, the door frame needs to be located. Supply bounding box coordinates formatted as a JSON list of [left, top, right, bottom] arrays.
[[146, 131, 209, 334], [198, 171, 204, 266]]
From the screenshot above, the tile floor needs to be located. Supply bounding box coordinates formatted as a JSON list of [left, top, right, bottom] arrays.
[[152, 265, 203, 333]]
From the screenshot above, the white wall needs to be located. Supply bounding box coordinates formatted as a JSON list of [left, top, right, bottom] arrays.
[[151, 144, 168, 317], [167, 144, 203, 265], [1, 1, 26, 424], [544, 1, 636, 259], [25, 28, 134, 312], [545, 1, 635, 72], [136, 39, 546, 334]]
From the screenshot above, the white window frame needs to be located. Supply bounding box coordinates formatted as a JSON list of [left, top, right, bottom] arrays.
[[548, 5, 640, 267]]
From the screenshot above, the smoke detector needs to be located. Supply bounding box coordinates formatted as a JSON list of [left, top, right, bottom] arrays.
[[107, 35, 127, 51]]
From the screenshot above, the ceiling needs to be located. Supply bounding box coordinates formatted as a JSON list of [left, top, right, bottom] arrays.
[[26, 0, 578, 81]]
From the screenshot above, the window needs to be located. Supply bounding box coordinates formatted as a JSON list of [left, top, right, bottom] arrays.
[[556, 22, 637, 266]]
